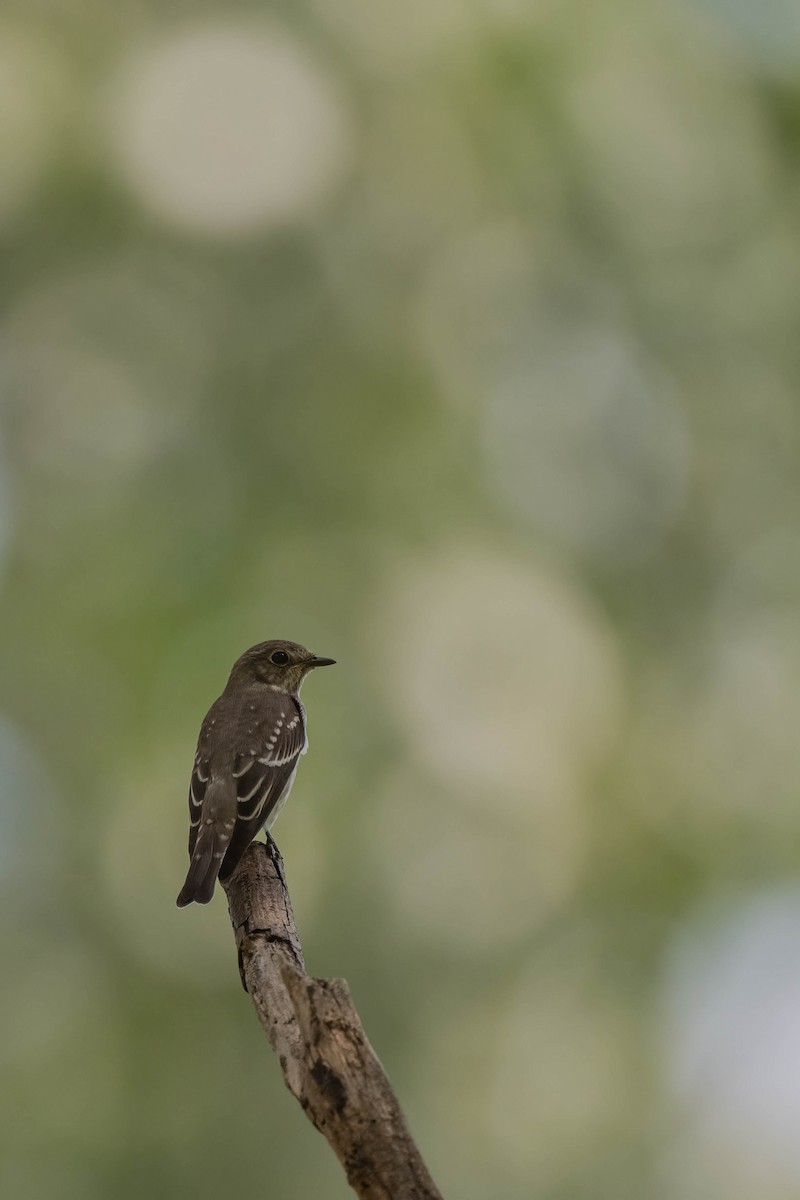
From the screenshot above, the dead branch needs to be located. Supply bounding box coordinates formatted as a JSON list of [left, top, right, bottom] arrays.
[[223, 839, 444, 1200]]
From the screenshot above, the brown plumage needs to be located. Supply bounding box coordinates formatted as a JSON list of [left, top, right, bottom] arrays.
[[176, 639, 335, 908]]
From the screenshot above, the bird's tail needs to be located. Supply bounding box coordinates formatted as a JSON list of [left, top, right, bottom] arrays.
[[176, 781, 235, 907], [176, 830, 219, 907]]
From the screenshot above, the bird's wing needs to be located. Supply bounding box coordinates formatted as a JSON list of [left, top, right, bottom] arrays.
[[218, 697, 307, 882], [187, 750, 211, 858]]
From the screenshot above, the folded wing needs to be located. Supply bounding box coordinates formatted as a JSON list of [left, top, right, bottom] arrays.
[[219, 699, 307, 882]]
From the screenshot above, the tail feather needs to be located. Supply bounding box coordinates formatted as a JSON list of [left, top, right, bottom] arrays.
[[176, 832, 219, 907], [177, 780, 236, 907]]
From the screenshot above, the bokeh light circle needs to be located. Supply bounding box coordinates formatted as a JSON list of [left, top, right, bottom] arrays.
[[372, 767, 586, 950], [483, 320, 690, 563], [662, 888, 800, 1197], [370, 545, 624, 798], [108, 23, 352, 235]]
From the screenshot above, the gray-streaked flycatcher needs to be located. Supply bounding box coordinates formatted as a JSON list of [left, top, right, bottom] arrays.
[[176, 639, 335, 908]]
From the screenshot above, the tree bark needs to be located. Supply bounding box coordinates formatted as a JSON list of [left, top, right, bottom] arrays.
[[222, 838, 444, 1200]]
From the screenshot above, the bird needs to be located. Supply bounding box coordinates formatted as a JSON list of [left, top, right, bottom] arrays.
[[176, 639, 335, 908]]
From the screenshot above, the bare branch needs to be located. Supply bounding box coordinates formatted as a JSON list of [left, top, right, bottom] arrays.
[[223, 839, 444, 1200]]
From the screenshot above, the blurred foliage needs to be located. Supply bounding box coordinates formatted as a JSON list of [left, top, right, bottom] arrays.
[[2, 1, 800, 1198]]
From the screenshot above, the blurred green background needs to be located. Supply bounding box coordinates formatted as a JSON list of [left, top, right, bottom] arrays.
[[3, 1, 800, 1197]]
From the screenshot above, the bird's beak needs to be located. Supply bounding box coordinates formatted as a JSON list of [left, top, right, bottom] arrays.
[[309, 655, 336, 668]]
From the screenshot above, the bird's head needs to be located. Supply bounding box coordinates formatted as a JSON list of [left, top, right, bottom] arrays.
[[230, 639, 336, 694]]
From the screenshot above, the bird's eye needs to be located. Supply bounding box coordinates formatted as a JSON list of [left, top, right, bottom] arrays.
[[270, 650, 289, 665]]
